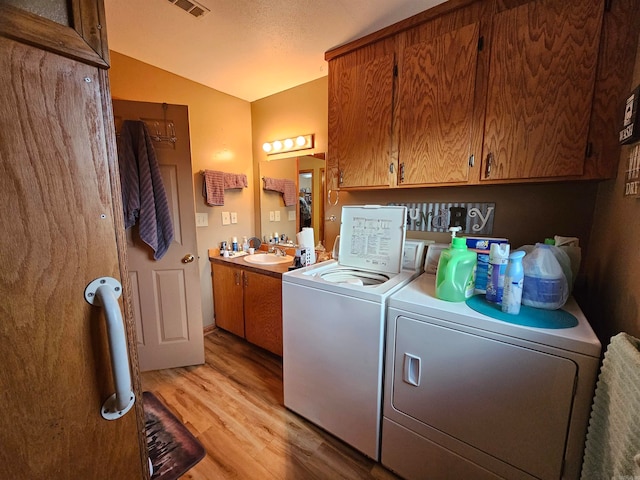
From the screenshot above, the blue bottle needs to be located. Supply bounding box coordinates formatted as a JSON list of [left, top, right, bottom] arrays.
[[502, 251, 526, 315]]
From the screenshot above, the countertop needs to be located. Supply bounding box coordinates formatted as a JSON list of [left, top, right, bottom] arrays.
[[208, 248, 293, 278]]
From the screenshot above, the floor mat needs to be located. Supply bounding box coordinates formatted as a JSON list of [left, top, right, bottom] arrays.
[[144, 391, 205, 480]]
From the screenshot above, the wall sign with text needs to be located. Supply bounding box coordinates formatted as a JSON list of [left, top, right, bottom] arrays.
[[389, 202, 495, 235], [620, 84, 640, 145], [624, 144, 639, 198]]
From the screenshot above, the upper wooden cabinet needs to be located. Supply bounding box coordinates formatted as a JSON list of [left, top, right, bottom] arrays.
[[479, 0, 603, 181], [326, 0, 635, 188], [397, 18, 481, 185], [328, 37, 396, 189]]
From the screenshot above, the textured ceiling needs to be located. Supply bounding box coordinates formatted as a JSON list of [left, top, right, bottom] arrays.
[[104, 0, 445, 102]]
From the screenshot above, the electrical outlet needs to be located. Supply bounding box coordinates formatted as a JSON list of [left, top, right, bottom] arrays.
[[269, 211, 275, 221], [448, 206, 468, 230], [195, 212, 208, 227], [230, 212, 238, 224], [274, 210, 281, 221], [221, 211, 230, 225], [288, 210, 296, 221]]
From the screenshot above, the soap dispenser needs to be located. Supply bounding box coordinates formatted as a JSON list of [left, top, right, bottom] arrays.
[[435, 227, 477, 302]]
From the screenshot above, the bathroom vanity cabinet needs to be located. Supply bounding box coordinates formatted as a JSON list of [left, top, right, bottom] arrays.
[[326, 0, 635, 189], [209, 253, 287, 356]]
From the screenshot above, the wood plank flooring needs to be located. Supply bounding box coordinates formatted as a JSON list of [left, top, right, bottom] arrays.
[[141, 328, 402, 480]]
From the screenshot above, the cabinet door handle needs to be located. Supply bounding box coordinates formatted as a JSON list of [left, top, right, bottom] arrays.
[[403, 353, 421, 387], [485, 152, 493, 178], [244, 273, 248, 287], [234, 271, 241, 285]]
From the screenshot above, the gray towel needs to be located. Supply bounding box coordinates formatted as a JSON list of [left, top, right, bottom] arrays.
[[581, 332, 640, 480], [118, 120, 174, 260]]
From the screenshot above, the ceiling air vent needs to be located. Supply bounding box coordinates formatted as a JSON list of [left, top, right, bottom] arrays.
[[167, 0, 210, 18]]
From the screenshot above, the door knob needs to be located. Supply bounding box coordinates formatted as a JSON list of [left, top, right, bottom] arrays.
[[182, 254, 195, 264]]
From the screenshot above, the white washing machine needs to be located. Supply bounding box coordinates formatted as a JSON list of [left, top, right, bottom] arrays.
[[381, 274, 602, 480], [282, 205, 426, 460]]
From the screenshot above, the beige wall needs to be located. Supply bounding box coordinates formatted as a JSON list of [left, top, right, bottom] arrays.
[[580, 34, 640, 342], [109, 51, 254, 327], [250, 77, 329, 240]]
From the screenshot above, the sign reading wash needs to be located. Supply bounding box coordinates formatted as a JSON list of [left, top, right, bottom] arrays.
[[389, 202, 495, 235]]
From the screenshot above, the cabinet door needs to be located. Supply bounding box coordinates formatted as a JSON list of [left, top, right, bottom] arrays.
[[481, 0, 603, 181], [244, 271, 283, 356], [398, 22, 480, 185], [212, 263, 244, 337], [328, 38, 396, 188]]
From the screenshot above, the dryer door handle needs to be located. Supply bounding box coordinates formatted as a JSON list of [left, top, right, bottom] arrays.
[[403, 353, 421, 387]]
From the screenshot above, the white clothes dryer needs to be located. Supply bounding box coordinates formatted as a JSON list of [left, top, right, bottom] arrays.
[[282, 205, 426, 460], [381, 274, 602, 480]]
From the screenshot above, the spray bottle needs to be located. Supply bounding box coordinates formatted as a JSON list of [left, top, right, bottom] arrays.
[[435, 227, 477, 302], [502, 251, 526, 315]]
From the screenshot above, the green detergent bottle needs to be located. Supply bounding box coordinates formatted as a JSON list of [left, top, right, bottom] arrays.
[[435, 227, 478, 302]]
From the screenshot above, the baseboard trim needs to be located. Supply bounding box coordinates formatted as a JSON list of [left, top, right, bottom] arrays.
[[203, 324, 215, 336]]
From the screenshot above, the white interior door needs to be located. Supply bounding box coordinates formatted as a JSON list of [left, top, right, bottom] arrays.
[[113, 100, 204, 371]]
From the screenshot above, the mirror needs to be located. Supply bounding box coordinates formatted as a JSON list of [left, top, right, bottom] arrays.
[[259, 153, 325, 247]]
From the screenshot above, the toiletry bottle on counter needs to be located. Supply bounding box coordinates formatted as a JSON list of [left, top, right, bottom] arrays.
[[232, 237, 238, 252], [242, 236, 249, 253], [486, 243, 510, 304], [435, 227, 477, 302], [502, 251, 526, 315]]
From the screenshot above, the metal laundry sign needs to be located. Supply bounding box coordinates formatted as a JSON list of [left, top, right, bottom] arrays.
[[388, 202, 495, 235]]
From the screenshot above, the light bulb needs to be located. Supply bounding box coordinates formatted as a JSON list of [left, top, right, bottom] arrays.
[[296, 135, 306, 147], [284, 138, 294, 149], [262, 142, 272, 153], [273, 140, 282, 151]]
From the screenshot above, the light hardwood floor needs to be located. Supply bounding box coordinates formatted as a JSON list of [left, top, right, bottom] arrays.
[[142, 328, 402, 480]]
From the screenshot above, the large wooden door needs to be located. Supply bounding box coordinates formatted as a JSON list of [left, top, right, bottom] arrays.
[[112, 100, 205, 372], [0, 3, 147, 479]]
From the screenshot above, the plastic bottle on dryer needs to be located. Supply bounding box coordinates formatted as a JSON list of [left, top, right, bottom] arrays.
[[502, 251, 526, 315], [486, 243, 510, 304], [435, 227, 477, 302]]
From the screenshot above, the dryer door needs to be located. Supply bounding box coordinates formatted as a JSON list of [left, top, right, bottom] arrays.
[[392, 316, 577, 480]]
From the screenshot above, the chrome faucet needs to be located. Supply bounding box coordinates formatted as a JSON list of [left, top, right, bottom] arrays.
[[272, 245, 288, 256]]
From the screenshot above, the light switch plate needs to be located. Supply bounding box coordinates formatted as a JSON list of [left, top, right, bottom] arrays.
[[274, 210, 281, 221], [221, 211, 230, 225], [269, 211, 275, 221], [288, 210, 296, 221], [230, 212, 238, 224], [195, 212, 208, 227]]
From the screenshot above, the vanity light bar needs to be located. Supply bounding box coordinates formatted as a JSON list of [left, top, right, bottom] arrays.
[[263, 134, 314, 155]]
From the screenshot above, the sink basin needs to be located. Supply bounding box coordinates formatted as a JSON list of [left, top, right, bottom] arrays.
[[244, 253, 294, 265]]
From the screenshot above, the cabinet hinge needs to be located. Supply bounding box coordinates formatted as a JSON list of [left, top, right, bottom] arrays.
[[585, 142, 593, 158], [469, 154, 475, 167], [339, 169, 344, 185], [393, 64, 398, 77], [604, 0, 612, 12], [399, 163, 405, 183], [478, 36, 484, 51]]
